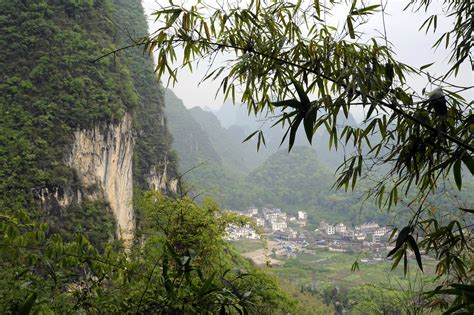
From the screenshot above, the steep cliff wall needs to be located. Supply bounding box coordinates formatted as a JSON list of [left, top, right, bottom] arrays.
[[112, 0, 178, 193], [1, 1, 178, 246], [67, 113, 135, 244]]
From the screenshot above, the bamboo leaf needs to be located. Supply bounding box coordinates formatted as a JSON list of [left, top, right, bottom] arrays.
[[462, 155, 474, 174], [242, 130, 259, 143], [346, 17, 355, 39], [271, 99, 301, 109], [289, 114, 304, 151], [303, 107, 317, 144], [407, 235, 423, 272], [19, 293, 37, 315], [420, 62, 435, 71], [453, 159, 462, 190]]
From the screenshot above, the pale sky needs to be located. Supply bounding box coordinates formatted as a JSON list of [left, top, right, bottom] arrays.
[[141, 0, 472, 122]]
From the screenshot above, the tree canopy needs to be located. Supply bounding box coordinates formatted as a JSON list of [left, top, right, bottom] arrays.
[[146, 0, 473, 312]]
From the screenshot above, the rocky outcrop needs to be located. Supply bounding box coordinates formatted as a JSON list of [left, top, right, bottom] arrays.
[[66, 113, 135, 245], [145, 155, 178, 193]]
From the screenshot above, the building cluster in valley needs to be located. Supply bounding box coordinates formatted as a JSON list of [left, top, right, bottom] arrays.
[[225, 207, 394, 254], [224, 207, 308, 241], [316, 221, 390, 244]]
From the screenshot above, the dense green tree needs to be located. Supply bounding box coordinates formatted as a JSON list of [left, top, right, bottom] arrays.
[[146, 0, 472, 312], [0, 193, 299, 313]]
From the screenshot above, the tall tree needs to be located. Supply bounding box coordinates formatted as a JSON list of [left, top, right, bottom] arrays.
[[144, 0, 473, 312]]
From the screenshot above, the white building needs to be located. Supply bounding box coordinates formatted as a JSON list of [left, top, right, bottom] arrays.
[[374, 226, 389, 237], [247, 207, 258, 216], [326, 225, 335, 235], [359, 222, 380, 233], [225, 224, 259, 240], [297, 220, 306, 227], [335, 223, 347, 233], [271, 220, 287, 231], [297, 211, 308, 220], [264, 212, 279, 221], [254, 217, 265, 227], [355, 232, 367, 241], [274, 229, 297, 240], [266, 212, 287, 223]]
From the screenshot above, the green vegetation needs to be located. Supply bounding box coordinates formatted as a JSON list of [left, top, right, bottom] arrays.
[[148, 0, 473, 312], [0, 2, 323, 312], [1, 0, 471, 313], [229, 239, 265, 253], [0, 0, 178, 247], [0, 0, 137, 212], [232, 243, 439, 314], [0, 193, 301, 313], [111, 0, 178, 189], [45, 200, 117, 250], [165, 89, 262, 209]]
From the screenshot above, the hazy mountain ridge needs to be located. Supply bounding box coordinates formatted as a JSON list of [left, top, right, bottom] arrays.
[[209, 103, 360, 169], [189, 106, 268, 173], [164, 94, 400, 225]]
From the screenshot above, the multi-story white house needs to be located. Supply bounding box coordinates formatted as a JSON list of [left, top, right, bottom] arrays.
[[374, 226, 389, 237], [297, 211, 308, 220], [254, 217, 265, 227], [271, 220, 287, 231], [225, 224, 258, 240], [355, 232, 367, 241], [247, 207, 259, 216], [335, 223, 347, 233], [359, 222, 380, 233], [326, 225, 335, 235]]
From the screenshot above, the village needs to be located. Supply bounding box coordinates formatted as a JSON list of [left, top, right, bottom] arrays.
[[225, 207, 395, 264]]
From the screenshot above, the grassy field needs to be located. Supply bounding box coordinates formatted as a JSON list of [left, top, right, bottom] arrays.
[[231, 241, 437, 290], [229, 239, 265, 253], [272, 249, 437, 290]]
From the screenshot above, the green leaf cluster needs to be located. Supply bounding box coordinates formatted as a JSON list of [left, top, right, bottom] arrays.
[[0, 193, 297, 313]]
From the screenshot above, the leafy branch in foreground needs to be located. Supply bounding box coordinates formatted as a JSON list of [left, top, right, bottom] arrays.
[[0, 193, 295, 313], [144, 0, 473, 312]]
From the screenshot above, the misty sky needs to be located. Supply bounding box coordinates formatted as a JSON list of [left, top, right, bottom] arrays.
[[141, 0, 472, 122]]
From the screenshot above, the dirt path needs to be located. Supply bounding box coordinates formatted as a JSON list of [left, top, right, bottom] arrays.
[[241, 240, 282, 266]]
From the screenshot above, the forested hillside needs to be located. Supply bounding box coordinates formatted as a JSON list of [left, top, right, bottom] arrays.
[[189, 106, 268, 173], [0, 1, 306, 313], [111, 0, 178, 190], [164, 89, 222, 171], [166, 95, 471, 229], [165, 92, 402, 225], [0, 0, 135, 243], [0, 0, 180, 244]]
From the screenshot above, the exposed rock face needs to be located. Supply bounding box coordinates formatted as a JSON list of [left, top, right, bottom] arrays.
[[67, 113, 135, 245], [145, 156, 179, 193]]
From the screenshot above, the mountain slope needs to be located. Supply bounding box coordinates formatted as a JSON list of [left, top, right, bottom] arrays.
[[0, 0, 177, 245], [0, 1, 136, 236], [164, 89, 222, 172], [210, 103, 360, 169], [111, 0, 177, 191], [248, 146, 332, 208], [189, 106, 268, 173]]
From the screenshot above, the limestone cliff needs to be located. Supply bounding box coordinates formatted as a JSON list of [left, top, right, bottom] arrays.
[[1, 1, 178, 247], [67, 114, 135, 244], [145, 156, 179, 193], [112, 0, 178, 194]]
